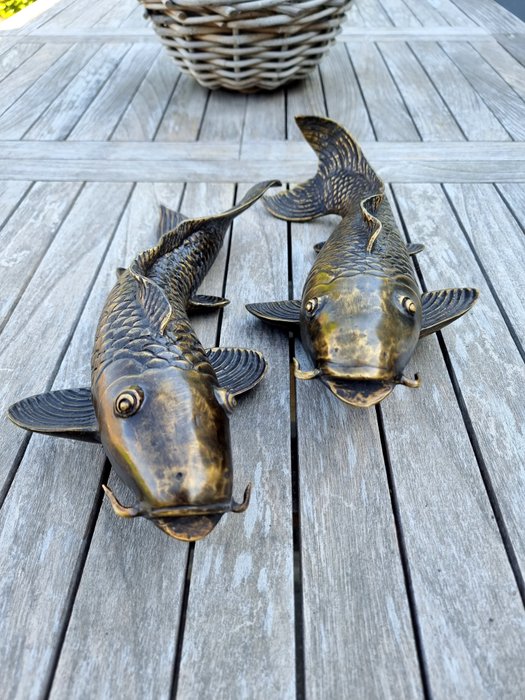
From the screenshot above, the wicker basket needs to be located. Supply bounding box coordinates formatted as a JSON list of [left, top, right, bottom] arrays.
[[140, 0, 353, 92]]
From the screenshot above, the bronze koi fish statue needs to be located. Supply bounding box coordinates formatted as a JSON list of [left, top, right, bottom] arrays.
[[246, 116, 479, 407], [8, 181, 279, 542]]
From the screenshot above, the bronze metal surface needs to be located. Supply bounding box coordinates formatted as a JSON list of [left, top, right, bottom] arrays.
[[246, 116, 479, 408], [8, 181, 279, 542]]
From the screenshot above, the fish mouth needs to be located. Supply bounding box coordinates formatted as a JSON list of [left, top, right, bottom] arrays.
[[320, 375, 395, 408], [102, 483, 251, 541], [318, 366, 420, 407], [155, 514, 223, 542]]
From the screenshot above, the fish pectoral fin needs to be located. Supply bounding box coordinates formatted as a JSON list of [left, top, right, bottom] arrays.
[[157, 205, 187, 237], [206, 347, 267, 396], [188, 294, 230, 312], [407, 243, 425, 256], [313, 241, 325, 254], [420, 287, 479, 338], [245, 300, 301, 331], [7, 387, 100, 443]]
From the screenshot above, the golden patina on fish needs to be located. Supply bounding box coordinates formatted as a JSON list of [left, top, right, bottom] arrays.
[[247, 116, 479, 407], [8, 181, 279, 542]]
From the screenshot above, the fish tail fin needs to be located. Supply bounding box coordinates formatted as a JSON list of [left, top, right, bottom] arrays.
[[265, 115, 384, 223]]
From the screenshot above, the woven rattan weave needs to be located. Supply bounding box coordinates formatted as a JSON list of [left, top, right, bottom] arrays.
[[140, 0, 353, 91]]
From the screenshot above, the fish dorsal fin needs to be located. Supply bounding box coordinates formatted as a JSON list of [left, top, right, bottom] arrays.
[[157, 205, 187, 238], [7, 387, 100, 443], [136, 276, 172, 334], [361, 193, 384, 253], [420, 287, 479, 338], [245, 300, 301, 331], [207, 347, 267, 396]]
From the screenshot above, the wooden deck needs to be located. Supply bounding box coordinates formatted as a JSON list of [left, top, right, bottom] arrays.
[[1, 0, 524, 697]]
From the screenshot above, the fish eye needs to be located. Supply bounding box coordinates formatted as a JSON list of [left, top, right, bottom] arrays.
[[114, 387, 144, 418], [400, 296, 417, 315], [304, 297, 319, 316]]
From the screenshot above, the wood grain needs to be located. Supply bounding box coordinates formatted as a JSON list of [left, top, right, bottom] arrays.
[[0, 181, 81, 330], [441, 41, 525, 140], [377, 40, 463, 141], [410, 40, 510, 140], [348, 41, 420, 141]]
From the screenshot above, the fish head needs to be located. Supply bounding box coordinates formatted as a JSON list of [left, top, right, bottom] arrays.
[[94, 361, 249, 541], [300, 274, 421, 407]]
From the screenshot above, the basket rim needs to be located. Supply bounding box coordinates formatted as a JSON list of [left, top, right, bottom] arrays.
[[167, 0, 347, 10]]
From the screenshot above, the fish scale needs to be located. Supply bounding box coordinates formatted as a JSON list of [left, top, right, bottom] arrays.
[[307, 199, 416, 289], [92, 226, 227, 383]]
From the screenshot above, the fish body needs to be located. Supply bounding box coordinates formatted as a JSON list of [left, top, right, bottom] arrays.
[[9, 181, 278, 541], [247, 117, 478, 407]]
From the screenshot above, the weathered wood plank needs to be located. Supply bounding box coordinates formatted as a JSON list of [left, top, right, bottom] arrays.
[[349, 42, 420, 141], [47, 183, 188, 700], [0, 181, 81, 331], [0, 182, 132, 698], [443, 184, 525, 350], [0, 29, 154, 42], [356, 0, 393, 27], [0, 180, 32, 229], [0, 42, 41, 83], [378, 0, 422, 27], [495, 182, 525, 225], [379, 322, 525, 698], [377, 41, 464, 140], [394, 180, 525, 582], [0, 43, 68, 119], [111, 52, 180, 142], [441, 41, 525, 140], [340, 26, 491, 39], [410, 40, 510, 140], [154, 74, 209, 142], [320, 42, 375, 141], [497, 33, 525, 66], [3, 139, 524, 163], [0, 43, 101, 139], [243, 90, 285, 143], [0, 182, 131, 492], [25, 43, 128, 140], [450, 0, 525, 32], [2, 140, 525, 182], [199, 90, 246, 144], [287, 69, 326, 138], [470, 38, 525, 100], [68, 42, 159, 141], [425, 0, 477, 25], [401, 0, 448, 25]]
